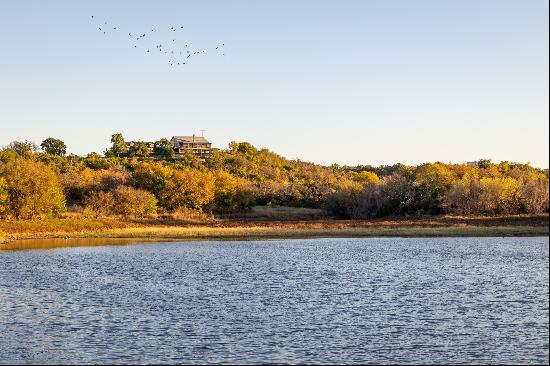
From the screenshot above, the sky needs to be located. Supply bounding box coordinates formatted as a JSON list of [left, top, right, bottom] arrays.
[[0, 0, 548, 168]]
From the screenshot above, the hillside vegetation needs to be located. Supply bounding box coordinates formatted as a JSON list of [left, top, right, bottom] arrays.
[[0, 137, 548, 220]]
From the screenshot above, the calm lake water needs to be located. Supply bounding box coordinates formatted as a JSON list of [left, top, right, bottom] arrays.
[[0, 237, 548, 364]]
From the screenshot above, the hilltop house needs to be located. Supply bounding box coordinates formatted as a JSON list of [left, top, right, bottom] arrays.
[[122, 134, 212, 158], [171, 135, 212, 158]]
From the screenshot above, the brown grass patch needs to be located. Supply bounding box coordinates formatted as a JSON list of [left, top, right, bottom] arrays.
[[0, 213, 547, 243]]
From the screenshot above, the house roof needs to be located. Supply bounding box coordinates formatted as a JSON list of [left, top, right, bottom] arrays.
[[172, 135, 210, 144]]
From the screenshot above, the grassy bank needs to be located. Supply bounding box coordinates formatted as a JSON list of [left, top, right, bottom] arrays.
[[1, 225, 547, 250], [0, 214, 548, 245]]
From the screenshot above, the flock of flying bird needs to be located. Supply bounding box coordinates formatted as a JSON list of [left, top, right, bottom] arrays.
[[91, 16, 225, 67]]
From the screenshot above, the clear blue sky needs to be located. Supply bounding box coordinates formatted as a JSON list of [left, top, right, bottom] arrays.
[[0, 0, 548, 167]]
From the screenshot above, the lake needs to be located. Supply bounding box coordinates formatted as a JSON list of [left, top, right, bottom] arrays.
[[0, 237, 548, 364]]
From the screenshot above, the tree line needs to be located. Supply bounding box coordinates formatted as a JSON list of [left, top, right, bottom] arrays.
[[0, 136, 548, 219]]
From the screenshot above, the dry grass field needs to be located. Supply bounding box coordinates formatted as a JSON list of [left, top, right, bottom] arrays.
[[1, 210, 547, 245]]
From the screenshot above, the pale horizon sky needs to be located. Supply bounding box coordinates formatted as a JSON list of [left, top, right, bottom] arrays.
[[0, 0, 548, 168]]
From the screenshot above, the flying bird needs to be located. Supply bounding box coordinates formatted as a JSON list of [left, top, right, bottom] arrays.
[[91, 17, 226, 69]]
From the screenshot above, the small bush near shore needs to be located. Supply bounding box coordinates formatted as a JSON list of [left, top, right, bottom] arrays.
[[112, 186, 157, 217], [84, 186, 157, 217], [84, 191, 115, 217]]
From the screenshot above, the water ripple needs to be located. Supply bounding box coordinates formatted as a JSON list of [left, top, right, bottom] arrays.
[[0, 237, 548, 364]]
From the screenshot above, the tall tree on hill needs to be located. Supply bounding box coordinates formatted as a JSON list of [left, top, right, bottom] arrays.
[[40, 137, 67, 156], [128, 142, 151, 157], [110, 133, 127, 157], [153, 138, 175, 158]]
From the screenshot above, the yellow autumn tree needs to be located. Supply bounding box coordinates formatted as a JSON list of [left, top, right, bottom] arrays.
[[353, 171, 380, 186], [1, 159, 66, 218], [160, 169, 215, 211]]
